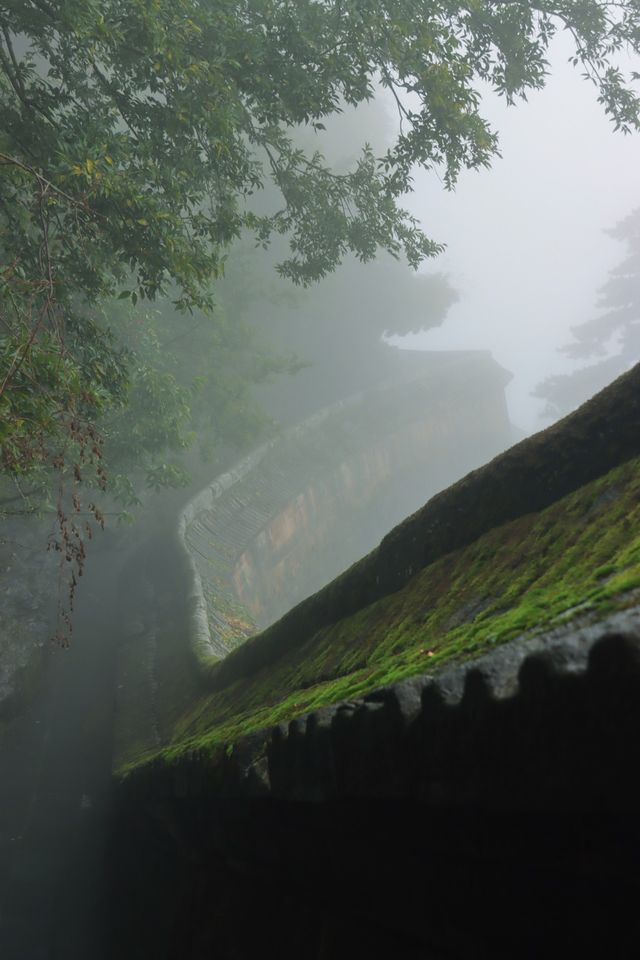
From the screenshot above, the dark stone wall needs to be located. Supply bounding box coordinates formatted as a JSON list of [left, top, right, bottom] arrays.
[[110, 801, 640, 959], [109, 363, 640, 958], [110, 611, 640, 958]]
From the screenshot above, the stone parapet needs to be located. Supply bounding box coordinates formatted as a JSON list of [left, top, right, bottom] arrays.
[[177, 358, 514, 680]]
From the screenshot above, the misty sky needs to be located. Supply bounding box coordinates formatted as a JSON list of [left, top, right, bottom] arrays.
[[389, 34, 640, 432]]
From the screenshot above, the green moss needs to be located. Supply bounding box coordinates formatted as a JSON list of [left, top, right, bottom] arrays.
[[117, 455, 640, 778]]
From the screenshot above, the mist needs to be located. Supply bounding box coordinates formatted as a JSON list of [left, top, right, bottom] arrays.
[[396, 33, 640, 431], [2, 7, 640, 960], [240, 30, 640, 432]]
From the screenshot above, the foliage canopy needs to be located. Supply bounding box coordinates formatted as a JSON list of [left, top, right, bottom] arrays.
[[1, 0, 640, 495]]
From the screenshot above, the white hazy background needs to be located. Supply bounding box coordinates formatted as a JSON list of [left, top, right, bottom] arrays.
[[388, 34, 640, 433]]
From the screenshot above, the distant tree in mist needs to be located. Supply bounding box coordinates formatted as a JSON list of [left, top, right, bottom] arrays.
[[535, 208, 640, 419], [220, 248, 459, 418], [215, 97, 461, 414]]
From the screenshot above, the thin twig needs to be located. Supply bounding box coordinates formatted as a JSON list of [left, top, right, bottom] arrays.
[[0, 152, 89, 212]]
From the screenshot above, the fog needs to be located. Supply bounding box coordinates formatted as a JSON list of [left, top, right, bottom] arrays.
[[2, 11, 640, 960], [262, 31, 640, 433], [392, 33, 640, 431]]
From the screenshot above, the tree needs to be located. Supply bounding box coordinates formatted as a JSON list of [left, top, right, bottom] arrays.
[[221, 246, 459, 419], [1, 1, 640, 606], [534, 208, 640, 419], [3, 0, 640, 455]]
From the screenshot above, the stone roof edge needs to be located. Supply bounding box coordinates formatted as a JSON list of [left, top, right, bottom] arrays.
[[117, 603, 640, 804]]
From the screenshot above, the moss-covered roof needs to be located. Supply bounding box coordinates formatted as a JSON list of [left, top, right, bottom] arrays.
[[114, 364, 640, 777], [117, 447, 640, 776]]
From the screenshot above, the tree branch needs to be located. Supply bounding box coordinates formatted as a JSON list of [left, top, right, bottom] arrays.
[[0, 152, 90, 212]]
